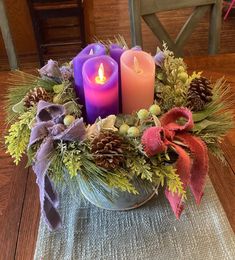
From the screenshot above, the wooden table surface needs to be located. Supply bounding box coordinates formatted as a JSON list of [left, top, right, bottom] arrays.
[[0, 54, 235, 260]]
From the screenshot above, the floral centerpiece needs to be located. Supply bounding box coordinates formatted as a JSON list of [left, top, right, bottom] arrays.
[[4, 38, 234, 231]]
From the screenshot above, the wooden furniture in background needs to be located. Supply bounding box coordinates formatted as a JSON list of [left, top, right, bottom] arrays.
[[2, 0, 235, 67], [0, 0, 18, 69], [27, 0, 86, 66], [128, 0, 222, 56]]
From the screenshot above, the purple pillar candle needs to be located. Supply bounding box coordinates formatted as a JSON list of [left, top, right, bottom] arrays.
[[109, 44, 126, 112], [109, 44, 126, 66], [73, 43, 106, 109], [82, 55, 119, 124]]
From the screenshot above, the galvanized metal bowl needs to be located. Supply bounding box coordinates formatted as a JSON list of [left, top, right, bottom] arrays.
[[78, 177, 157, 210]]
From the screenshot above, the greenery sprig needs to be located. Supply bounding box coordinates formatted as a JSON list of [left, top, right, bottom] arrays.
[[193, 78, 234, 162], [155, 43, 202, 112], [5, 107, 36, 165], [4, 71, 56, 123]]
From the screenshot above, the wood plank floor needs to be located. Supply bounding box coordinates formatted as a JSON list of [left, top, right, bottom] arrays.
[[0, 54, 234, 259], [0, 89, 35, 259]]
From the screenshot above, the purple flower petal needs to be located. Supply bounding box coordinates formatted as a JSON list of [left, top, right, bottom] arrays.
[[131, 45, 142, 51], [154, 51, 165, 67], [39, 59, 62, 79], [60, 65, 73, 81]]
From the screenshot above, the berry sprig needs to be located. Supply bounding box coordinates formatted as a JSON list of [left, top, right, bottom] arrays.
[[118, 104, 162, 138]]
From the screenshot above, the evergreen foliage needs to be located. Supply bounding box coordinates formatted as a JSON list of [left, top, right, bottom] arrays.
[[155, 44, 189, 111], [152, 164, 186, 199], [4, 71, 56, 123], [193, 78, 234, 162], [5, 107, 36, 165], [127, 156, 153, 181]]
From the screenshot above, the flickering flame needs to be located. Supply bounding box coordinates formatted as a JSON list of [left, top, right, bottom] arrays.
[[134, 56, 143, 74], [98, 63, 105, 80], [89, 49, 94, 55], [95, 63, 106, 84]]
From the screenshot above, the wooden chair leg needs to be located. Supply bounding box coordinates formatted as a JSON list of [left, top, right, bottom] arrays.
[[0, 0, 18, 70], [209, 0, 222, 54], [129, 0, 143, 47]]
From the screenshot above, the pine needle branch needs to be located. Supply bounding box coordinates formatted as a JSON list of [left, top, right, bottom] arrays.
[[192, 78, 234, 163], [94, 34, 128, 49], [3, 70, 57, 124]]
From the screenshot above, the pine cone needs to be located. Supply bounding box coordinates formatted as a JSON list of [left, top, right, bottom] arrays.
[[187, 77, 213, 111], [91, 131, 125, 170], [24, 87, 50, 108]]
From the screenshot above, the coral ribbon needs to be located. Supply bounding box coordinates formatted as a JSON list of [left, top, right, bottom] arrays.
[[141, 107, 208, 218], [28, 101, 85, 230]]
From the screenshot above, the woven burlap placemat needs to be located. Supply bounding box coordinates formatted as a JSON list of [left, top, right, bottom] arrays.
[[34, 180, 235, 260]]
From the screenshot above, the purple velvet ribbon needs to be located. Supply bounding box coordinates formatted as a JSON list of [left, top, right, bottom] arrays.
[[28, 101, 85, 230]]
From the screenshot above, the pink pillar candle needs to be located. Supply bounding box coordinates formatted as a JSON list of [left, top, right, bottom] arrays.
[[82, 55, 119, 123], [121, 50, 155, 114]]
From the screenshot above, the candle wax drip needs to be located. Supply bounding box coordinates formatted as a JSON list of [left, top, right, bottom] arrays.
[[134, 56, 143, 74]]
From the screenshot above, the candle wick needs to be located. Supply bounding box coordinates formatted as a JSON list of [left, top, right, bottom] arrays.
[[89, 49, 94, 55], [134, 56, 142, 74]]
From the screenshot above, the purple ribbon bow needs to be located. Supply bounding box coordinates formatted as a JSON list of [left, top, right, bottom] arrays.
[[29, 101, 85, 230]]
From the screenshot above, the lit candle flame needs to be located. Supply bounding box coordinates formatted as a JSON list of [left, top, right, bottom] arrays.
[[134, 56, 143, 74], [95, 63, 106, 84], [89, 49, 94, 55]]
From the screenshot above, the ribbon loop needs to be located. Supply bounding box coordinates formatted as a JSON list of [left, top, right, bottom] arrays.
[[29, 121, 54, 147], [37, 100, 65, 122], [141, 127, 167, 157], [160, 107, 194, 132]]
